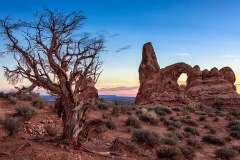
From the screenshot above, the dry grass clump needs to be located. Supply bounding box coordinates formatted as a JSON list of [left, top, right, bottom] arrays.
[[112, 105, 133, 116], [132, 129, 161, 146], [138, 110, 159, 125], [214, 147, 237, 160], [44, 124, 57, 136], [15, 105, 37, 120], [202, 135, 225, 145], [1, 116, 20, 136], [125, 116, 141, 128]]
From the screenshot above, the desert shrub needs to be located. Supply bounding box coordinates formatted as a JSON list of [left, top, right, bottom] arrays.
[[160, 116, 167, 122], [8, 96, 18, 104], [212, 101, 223, 110], [97, 102, 109, 110], [226, 115, 237, 121], [232, 145, 240, 152], [139, 110, 159, 125], [105, 119, 116, 130], [179, 146, 196, 160], [154, 106, 172, 115], [95, 124, 108, 133], [173, 131, 183, 140], [214, 116, 219, 121], [214, 147, 237, 160], [170, 116, 178, 121], [186, 138, 202, 148], [228, 121, 240, 127], [121, 105, 133, 114], [102, 113, 109, 119], [32, 97, 47, 109], [195, 111, 206, 115], [15, 105, 37, 120], [184, 127, 200, 136], [156, 145, 182, 160], [17, 94, 34, 101], [1, 116, 20, 136], [208, 113, 215, 117], [112, 105, 121, 116], [172, 107, 181, 112], [186, 115, 191, 119], [230, 125, 240, 131], [204, 124, 216, 134], [199, 115, 206, 121], [98, 98, 106, 102], [202, 135, 225, 145], [230, 131, 240, 139], [183, 105, 195, 113], [132, 129, 161, 146], [228, 108, 240, 117], [0, 92, 5, 98], [182, 132, 191, 138], [161, 137, 177, 146], [44, 124, 57, 136], [126, 126, 133, 133], [181, 118, 198, 126], [173, 121, 182, 128], [224, 136, 232, 142], [125, 116, 141, 128]]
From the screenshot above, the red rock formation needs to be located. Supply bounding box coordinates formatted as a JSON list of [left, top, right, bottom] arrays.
[[135, 42, 240, 106]]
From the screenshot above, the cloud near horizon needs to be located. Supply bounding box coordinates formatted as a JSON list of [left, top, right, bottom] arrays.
[[98, 86, 139, 96], [220, 55, 238, 58], [174, 53, 190, 56]]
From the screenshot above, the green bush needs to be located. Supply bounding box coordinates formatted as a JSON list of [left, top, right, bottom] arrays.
[[15, 105, 37, 120], [32, 97, 47, 109], [156, 145, 182, 160], [184, 127, 200, 136], [44, 124, 57, 136], [179, 146, 196, 160], [186, 138, 202, 148], [105, 119, 116, 130], [214, 147, 237, 160], [125, 116, 141, 128], [132, 129, 161, 146], [1, 116, 20, 136], [8, 96, 18, 104], [202, 135, 225, 145]]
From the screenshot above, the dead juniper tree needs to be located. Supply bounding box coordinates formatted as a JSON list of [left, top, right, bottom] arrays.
[[0, 8, 105, 149]]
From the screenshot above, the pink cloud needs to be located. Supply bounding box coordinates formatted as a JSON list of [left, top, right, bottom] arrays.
[[97, 86, 138, 96]]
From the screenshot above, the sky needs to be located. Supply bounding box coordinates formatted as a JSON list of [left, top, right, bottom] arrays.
[[0, 0, 240, 96]]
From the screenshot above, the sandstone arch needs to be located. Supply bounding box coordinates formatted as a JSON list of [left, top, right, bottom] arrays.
[[135, 42, 240, 106]]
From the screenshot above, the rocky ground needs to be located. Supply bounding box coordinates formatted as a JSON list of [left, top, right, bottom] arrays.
[[1, 94, 240, 160]]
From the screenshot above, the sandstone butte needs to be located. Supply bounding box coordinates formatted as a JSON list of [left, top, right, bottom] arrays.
[[135, 42, 240, 106]]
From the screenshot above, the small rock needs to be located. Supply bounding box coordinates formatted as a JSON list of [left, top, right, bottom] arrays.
[[105, 143, 111, 146], [29, 129, 33, 134]]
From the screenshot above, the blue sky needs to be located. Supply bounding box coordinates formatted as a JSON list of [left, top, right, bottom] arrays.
[[0, 0, 240, 96]]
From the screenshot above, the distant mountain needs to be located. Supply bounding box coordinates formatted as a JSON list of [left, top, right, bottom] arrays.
[[40, 95, 135, 101]]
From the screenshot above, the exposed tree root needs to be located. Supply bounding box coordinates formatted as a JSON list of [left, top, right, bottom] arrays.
[[15, 139, 31, 155], [81, 146, 121, 158]]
